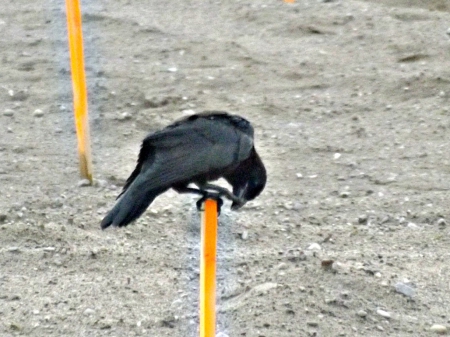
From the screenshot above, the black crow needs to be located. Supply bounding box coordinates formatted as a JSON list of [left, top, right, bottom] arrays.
[[101, 111, 266, 229]]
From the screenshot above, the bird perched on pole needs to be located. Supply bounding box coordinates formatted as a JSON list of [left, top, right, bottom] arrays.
[[101, 111, 266, 229]]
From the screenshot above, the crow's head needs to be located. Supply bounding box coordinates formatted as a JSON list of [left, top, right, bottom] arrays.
[[230, 150, 266, 209]]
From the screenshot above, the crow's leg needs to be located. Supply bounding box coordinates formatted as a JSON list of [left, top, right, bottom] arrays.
[[199, 183, 245, 206], [172, 184, 224, 214], [195, 193, 224, 215], [172, 185, 204, 196]]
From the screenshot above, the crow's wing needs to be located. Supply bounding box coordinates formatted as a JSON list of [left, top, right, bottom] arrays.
[[121, 116, 254, 195]]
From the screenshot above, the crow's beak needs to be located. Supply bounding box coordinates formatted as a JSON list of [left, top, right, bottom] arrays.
[[231, 200, 246, 210], [231, 183, 248, 210]]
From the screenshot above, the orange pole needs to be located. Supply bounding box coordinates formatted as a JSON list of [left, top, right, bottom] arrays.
[[66, 0, 93, 183], [200, 199, 218, 337]]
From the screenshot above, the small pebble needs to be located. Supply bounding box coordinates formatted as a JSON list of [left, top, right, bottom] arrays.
[[43, 247, 56, 252], [118, 112, 132, 120], [296, 173, 303, 179], [436, 218, 446, 227], [77, 179, 91, 187], [3, 109, 14, 117], [83, 308, 95, 316], [394, 282, 415, 297], [407, 222, 418, 229], [447, 28, 450, 36], [339, 191, 350, 198], [358, 215, 368, 224], [33, 109, 44, 117], [321, 260, 334, 269], [216, 332, 230, 337], [277, 262, 288, 270], [356, 310, 367, 318], [9, 323, 21, 331], [376, 309, 391, 319], [7, 247, 20, 252], [430, 324, 447, 334], [240, 230, 248, 240], [307, 243, 321, 251]]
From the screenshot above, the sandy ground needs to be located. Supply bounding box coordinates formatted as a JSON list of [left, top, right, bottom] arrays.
[[1, 0, 450, 336]]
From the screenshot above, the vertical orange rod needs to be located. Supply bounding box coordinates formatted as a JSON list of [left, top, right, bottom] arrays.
[[66, 0, 93, 183], [200, 199, 218, 337]]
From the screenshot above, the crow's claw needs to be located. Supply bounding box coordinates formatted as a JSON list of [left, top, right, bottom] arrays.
[[196, 192, 224, 215]]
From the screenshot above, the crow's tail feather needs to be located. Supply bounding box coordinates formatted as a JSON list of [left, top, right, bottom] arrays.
[[101, 182, 167, 229]]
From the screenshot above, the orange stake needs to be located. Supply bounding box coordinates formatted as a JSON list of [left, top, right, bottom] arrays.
[[200, 199, 218, 337], [65, 0, 93, 183]]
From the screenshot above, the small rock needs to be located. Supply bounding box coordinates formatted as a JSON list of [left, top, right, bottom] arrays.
[[376, 309, 391, 319], [282, 202, 293, 210], [118, 112, 132, 121], [447, 28, 450, 36], [277, 262, 288, 270], [33, 109, 44, 117], [91, 248, 99, 257], [216, 332, 229, 337], [98, 319, 113, 329], [436, 218, 446, 227], [296, 173, 303, 179], [167, 67, 178, 72], [407, 222, 418, 229], [394, 282, 415, 297], [0, 214, 7, 223], [9, 323, 21, 331], [159, 315, 177, 328], [83, 308, 95, 316], [356, 310, 367, 318], [357, 215, 368, 224], [307, 243, 321, 251], [339, 191, 350, 198], [333, 153, 341, 160], [8, 247, 20, 252], [430, 324, 447, 334], [251, 282, 278, 295], [77, 179, 91, 187], [43, 247, 56, 252], [3, 109, 14, 117], [240, 230, 248, 240], [307, 321, 318, 327]]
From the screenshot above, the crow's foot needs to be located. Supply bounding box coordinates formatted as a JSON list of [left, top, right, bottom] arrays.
[[196, 192, 224, 215]]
